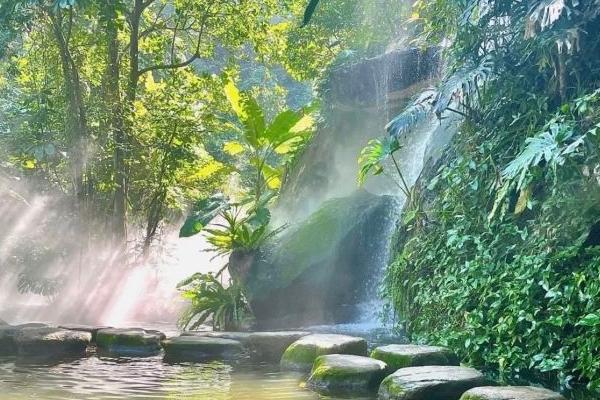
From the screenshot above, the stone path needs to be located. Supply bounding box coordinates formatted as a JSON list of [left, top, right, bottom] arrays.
[[0, 320, 567, 400]]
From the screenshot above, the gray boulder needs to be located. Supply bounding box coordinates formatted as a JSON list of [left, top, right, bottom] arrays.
[[181, 331, 253, 343], [246, 331, 310, 361], [307, 354, 389, 395], [460, 386, 566, 400], [15, 327, 91, 359], [280, 334, 368, 372], [378, 366, 489, 400], [371, 344, 459, 371], [0, 323, 49, 355], [162, 336, 243, 361], [96, 328, 163, 356], [58, 324, 111, 343]]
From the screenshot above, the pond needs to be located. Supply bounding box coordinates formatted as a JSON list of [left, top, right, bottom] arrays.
[[0, 354, 336, 400]]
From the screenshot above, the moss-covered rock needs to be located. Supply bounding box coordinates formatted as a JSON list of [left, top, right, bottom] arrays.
[[460, 386, 566, 400], [15, 327, 91, 359], [378, 366, 489, 400], [371, 344, 459, 371], [246, 331, 310, 362], [96, 328, 163, 356], [230, 190, 398, 328], [162, 336, 243, 362], [280, 334, 368, 372], [307, 354, 389, 395]]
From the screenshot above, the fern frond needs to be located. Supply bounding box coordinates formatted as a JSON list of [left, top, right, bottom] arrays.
[[386, 89, 436, 138], [433, 56, 494, 116]]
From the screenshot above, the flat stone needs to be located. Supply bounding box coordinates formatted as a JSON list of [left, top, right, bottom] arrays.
[[378, 365, 489, 400], [162, 336, 243, 361], [280, 334, 368, 372], [15, 327, 91, 359], [246, 331, 310, 361], [96, 328, 163, 356], [307, 354, 389, 395], [460, 386, 566, 400], [58, 324, 111, 342], [371, 344, 459, 371], [0, 323, 49, 355], [181, 331, 253, 343]]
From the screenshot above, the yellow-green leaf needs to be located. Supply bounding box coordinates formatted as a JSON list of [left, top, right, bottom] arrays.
[[224, 81, 246, 119], [223, 141, 245, 156]]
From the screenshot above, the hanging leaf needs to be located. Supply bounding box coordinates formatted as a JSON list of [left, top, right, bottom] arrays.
[[386, 89, 435, 138], [302, 0, 321, 26], [179, 194, 229, 237], [223, 141, 245, 156], [358, 136, 402, 185]]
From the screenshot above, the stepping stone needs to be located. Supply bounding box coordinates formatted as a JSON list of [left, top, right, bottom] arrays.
[[280, 334, 368, 372], [181, 331, 253, 344], [246, 331, 309, 361], [0, 323, 49, 355], [378, 365, 489, 400], [58, 324, 111, 342], [162, 336, 243, 361], [460, 386, 566, 400], [371, 344, 459, 371], [15, 327, 91, 359], [307, 354, 389, 396], [96, 328, 163, 356]]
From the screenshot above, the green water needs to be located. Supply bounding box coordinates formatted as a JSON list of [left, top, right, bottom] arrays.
[[0, 354, 359, 400]]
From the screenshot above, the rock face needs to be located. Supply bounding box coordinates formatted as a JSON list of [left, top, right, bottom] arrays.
[[460, 386, 566, 400], [58, 324, 111, 343], [280, 334, 368, 372], [96, 328, 163, 356], [231, 191, 398, 328], [307, 354, 389, 396], [371, 344, 459, 371], [378, 366, 488, 400], [0, 319, 7, 326], [162, 336, 243, 362], [246, 331, 310, 362], [15, 327, 91, 359]]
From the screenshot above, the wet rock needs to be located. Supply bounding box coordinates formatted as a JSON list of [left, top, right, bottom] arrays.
[[96, 328, 163, 356], [307, 354, 389, 396], [371, 344, 459, 371], [0, 323, 49, 355], [280, 334, 368, 372], [0, 319, 8, 326], [58, 324, 111, 342], [162, 336, 244, 362], [460, 386, 566, 400], [246, 331, 310, 361], [378, 365, 488, 400], [231, 191, 399, 328], [15, 327, 91, 359], [181, 331, 253, 344]]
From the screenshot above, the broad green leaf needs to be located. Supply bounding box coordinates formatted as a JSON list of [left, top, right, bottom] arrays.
[[264, 110, 302, 142], [262, 163, 282, 189], [179, 194, 228, 237], [240, 94, 265, 147]]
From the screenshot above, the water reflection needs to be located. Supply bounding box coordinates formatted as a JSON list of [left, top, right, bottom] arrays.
[[0, 354, 326, 400]]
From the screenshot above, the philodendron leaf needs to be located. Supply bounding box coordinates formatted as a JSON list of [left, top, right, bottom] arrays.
[[578, 313, 600, 327], [180, 194, 229, 237]]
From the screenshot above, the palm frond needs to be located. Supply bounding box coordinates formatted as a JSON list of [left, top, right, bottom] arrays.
[[386, 89, 436, 138], [527, 0, 572, 35]]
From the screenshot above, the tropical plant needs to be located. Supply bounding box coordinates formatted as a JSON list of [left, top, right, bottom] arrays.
[[177, 272, 251, 331]]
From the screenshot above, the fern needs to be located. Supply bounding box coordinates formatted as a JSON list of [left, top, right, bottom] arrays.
[[386, 89, 436, 138]]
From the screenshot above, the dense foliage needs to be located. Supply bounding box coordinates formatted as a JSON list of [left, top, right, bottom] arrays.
[[384, 0, 600, 394]]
